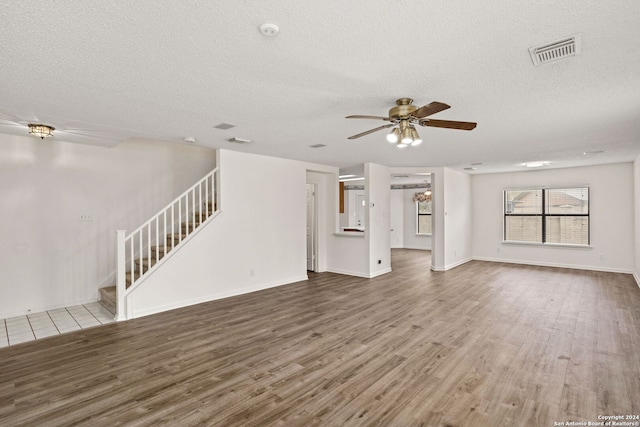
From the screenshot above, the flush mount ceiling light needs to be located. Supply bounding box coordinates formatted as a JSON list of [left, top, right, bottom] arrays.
[[523, 161, 548, 168], [28, 123, 55, 139], [347, 98, 476, 149]]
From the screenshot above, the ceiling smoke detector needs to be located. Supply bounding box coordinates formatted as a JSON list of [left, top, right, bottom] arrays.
[[259, 23, 280, 37], [529, 34, 582, 66]]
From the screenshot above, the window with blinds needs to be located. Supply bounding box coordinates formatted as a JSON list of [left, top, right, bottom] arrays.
[[504, 187, 589, 245]]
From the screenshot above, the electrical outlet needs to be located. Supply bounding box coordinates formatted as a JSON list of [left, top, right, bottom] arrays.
[[250, 268, 255, 277], [378, 259, 382, 264], [79, 214, 93, 222]]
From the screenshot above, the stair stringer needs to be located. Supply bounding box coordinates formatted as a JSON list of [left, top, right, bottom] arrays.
[[121, 210, 221, 319], [123, 208, 308, 320]]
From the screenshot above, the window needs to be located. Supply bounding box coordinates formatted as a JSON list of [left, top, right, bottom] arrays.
[[504, 187, 589, 245], [417, 199, 432, 235]]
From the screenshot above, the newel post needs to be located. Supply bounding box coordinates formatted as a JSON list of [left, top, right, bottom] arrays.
[[116, 230, 127, 321]]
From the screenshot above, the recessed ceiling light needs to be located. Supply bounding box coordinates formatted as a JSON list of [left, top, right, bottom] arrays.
[[309, 144, 326, 148], [340, 177, 365, 182], [583, 150, 604, 155], [339, 174, 356, 179], [259, 23, 280, 37], [471, 162, 483, 166], [183, 137, 196, 144], [464, 167, 476, 171]]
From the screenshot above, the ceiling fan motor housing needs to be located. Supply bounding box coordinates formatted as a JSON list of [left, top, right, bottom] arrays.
[[389, 98, 418, 119]]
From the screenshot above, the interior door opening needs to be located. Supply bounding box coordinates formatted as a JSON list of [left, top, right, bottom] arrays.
[[306, 183, 316, 272]]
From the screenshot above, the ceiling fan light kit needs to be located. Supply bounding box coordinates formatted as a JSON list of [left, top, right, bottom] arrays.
[[28, 123, 55, 139], [346, 98, 476, 148], [386, 128, 400, 143]]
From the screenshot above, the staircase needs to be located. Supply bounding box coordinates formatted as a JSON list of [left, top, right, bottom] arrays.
[[99, 168, 219, 318]]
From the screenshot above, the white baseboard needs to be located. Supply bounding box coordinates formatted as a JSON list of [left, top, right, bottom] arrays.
[[472, 256, 635, 275], [430, 257, 472, 272], [401, 246, 431, 251], [326, 268, 371, 278], [129, 275, 309, 319], [634, 271, 640, 289], [369, 267, 392, 278], [0, 297, 100, 320], [326, 267, 392, 279]]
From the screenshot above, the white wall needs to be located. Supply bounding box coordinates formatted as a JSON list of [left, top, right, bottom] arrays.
[[442, 168, 472, 269], [128, 150, 338, 318], [0, 133, 216, 318], [366, 163, 391, 277], [634, 154, 640, 285], [472, 163, 635, 273], [401, 188, 431, 250]]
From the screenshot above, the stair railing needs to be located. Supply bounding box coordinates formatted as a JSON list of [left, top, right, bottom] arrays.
[[116, 167, 219, 320]]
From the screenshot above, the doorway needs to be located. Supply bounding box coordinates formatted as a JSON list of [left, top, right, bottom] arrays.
[[306, 183, 316, 271], [356, 194, 366, 228]]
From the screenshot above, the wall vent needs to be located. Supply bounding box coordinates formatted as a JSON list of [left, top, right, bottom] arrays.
[[309, 144, 326, 148], [227, 137, 252, 144], [529, 34, 581, 66]]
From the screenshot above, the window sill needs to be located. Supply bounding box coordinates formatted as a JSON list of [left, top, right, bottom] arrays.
[[502, 241, 592, 249]]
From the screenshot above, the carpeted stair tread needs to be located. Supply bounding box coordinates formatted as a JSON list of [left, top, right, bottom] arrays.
[[99, 286, 116, 314]]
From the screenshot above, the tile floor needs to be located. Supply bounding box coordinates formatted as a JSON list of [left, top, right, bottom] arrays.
[[0, 302, 115, 348]]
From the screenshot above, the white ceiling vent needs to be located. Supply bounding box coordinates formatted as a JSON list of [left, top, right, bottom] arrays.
[[529, 34, 581, 66], [227, 137, 252, 144], [214, 123, 235, 130]]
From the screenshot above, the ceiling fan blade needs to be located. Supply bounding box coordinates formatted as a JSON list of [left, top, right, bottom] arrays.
[[345, 115, 392, 121], [411, 102, 450, 119], [420, 119, 477, 131], [347, 123, 395, 139]]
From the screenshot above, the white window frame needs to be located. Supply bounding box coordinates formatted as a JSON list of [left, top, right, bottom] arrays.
[[416, 200, 432, 236], [503, 186, 590, 247]]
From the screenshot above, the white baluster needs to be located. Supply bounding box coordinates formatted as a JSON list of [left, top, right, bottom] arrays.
[[116, 230, 126, 321]]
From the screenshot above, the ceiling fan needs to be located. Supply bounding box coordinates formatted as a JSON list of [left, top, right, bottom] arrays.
[[346, 98, 476, 147]]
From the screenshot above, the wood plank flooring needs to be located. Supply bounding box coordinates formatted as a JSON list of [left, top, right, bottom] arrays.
[[1, 249, 639, 426]]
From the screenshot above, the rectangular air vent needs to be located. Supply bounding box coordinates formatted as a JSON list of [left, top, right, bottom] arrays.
[[309, 144, 326, 148], [529, 34, 581, 66], [214, 123, 235, 130], [227, 137, 251, 144]]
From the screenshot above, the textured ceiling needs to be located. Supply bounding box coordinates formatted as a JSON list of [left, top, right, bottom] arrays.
[[1, 1, 639, 173]]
